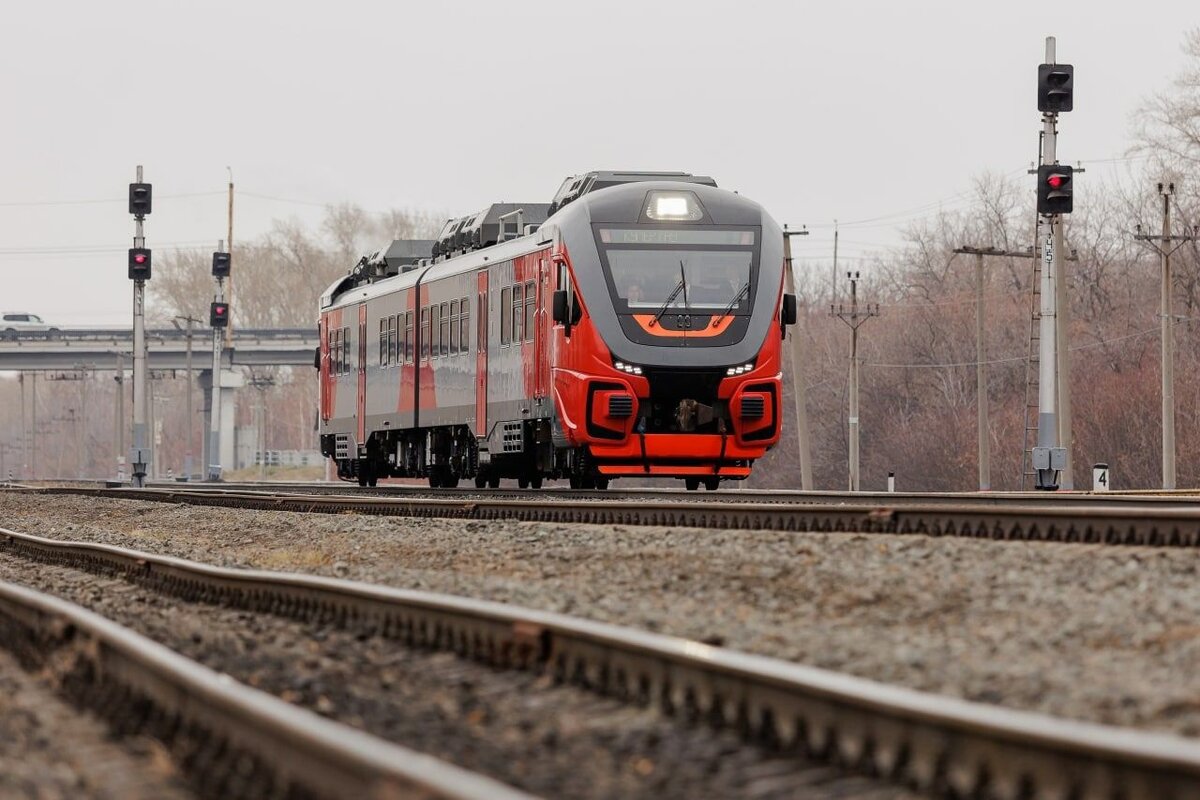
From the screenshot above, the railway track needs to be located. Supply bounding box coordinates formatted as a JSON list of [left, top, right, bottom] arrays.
[[1, 524, 1198, 799], [22, 484, 1200, 546], [0, 569, 531, 799]]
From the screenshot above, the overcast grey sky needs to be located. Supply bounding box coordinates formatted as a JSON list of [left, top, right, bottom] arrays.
[[0, 0, 1194, 324]]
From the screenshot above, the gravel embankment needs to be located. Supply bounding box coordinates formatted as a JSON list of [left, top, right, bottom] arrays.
[[2, 492, 1199, 737], [0, 551, 917, 800], [0, 646, 194, 800]]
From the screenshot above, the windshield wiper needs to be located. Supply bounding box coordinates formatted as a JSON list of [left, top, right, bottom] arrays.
[[713, 281, 750, 324], [650, 261, 690, 327]]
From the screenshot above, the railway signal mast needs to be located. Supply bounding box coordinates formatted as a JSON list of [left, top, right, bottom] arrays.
[[207, 244, 231, 482], [128, 168, 152, 487], [1032, 39, 1074, 490]]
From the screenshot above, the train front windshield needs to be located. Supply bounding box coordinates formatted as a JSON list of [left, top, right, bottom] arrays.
[[596, 228, 758, 315]]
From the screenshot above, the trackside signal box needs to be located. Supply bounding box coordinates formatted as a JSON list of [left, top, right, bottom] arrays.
[[210, 301, 229, 328]]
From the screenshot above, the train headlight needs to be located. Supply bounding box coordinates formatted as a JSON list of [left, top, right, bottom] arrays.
[[644, 190, 704, 222], [614, 360, 644, 376], [726, 361, 754, 376]]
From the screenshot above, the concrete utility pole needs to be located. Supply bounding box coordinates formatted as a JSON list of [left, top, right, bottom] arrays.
[[112, 351, 126, 481], [173, 316, 201, 480], [782, 224, 814, 490], [1135, 182, 1199, 490], [208, 239, 227, 482], [831, 220, 840, 305], [19, 373, 27, 477], [30, 373, 37, 477], [831, 271, 879, 491]]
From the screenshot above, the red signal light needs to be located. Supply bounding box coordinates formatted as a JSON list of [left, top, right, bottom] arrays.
[[1047, 174, 1065, 188], [134, 253, 147, 264]]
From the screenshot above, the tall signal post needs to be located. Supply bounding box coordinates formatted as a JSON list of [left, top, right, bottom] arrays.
[[128, 167, 153, 486], [782, 224, 814, 490], [1032, 38, 1074, 490], [208, 244, 232, 481], [831, 271, 879, 491], [172, 315, 202, 480], [1134, 183, 1199, 490]]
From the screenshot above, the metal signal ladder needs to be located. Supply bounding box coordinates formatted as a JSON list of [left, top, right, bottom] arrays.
[[1020, 255, 1042, 489]]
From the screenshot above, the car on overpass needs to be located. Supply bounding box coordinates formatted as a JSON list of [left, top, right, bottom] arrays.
[[2, 312, 59, 339]]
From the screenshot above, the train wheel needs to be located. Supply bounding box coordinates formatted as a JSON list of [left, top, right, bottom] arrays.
[[568, 475, 581, 489], [517, 477, 529, 490], [367, 475, 378, 487], [684, 478, 700, 491], [428, 473, 441, 489], [474, 475, 487, 489], [488, 475, 500, 489], [703, 477, 720, 491], [357, 473, 369, 487], [530, 475, 543, 489], [594, 478, 609, 490], [444, 475, 460, 489]]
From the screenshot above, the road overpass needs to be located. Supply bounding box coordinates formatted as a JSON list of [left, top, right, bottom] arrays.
[[0, 328, 317, 371]]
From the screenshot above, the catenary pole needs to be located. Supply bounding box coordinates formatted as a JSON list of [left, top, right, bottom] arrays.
[[1135, 182, 1197, 490], [782, 225, 814, 490], [831, 271, 879, 491]]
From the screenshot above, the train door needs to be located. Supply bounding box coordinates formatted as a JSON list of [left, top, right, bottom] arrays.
[[475, 271, 488, 437], [319, 315, 332, 421], [535, 257, 550, 403], [357, 303, 367, 446]]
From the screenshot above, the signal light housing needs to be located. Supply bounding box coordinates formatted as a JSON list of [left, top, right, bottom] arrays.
[[1037, 165, 1073, 215], [210, 301, 230, 328], [128, 247, 152, 280], [128, 182, 152, 216], [1037, 63, 1074, 113], [212, 251, 231, 278]]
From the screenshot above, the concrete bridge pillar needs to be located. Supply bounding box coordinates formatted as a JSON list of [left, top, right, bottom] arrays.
[[199, 368, 243, 476]]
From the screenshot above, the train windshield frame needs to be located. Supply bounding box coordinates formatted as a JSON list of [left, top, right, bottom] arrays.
[[593, 225, 761, 316]]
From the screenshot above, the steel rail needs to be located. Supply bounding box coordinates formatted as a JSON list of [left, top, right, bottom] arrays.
[[1, 525, 1198, 799], [0, 570, 535, 800], [136, 479, 1200, 507], [24, 485, 1200, 546]]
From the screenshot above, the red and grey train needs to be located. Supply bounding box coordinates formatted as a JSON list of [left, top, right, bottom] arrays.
[[317, 171, 797, 489]]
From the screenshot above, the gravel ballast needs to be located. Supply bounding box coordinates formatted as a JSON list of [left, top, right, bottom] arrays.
[[2, 492, 1199, 738], [0, 551, 916, 800], [0, 646, 194, 800]]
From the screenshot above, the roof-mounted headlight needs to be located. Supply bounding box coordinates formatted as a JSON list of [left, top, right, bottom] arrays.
[[644, 190, 704, 222]]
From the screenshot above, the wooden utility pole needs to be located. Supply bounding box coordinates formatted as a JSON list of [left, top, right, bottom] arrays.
[[953, 246, 1001, 490], [831, 271, 879, 491], [1135, 181, 1199, 490], [782, 224, 814, 490]]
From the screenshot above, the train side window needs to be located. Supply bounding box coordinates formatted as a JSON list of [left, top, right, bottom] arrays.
[[378, 319, 386, 366], [439, 301, 449, 357], [421, 308, 431, 361], [436, 303, 446, 359], [388, 315, 396, 365], [500, 287, 511, 345], [511, 283, 523, 343], [405, 311, 414, 363], [523, 280, 535, 342], [460, 296, 470, 354], [449, 300, 459, 354]]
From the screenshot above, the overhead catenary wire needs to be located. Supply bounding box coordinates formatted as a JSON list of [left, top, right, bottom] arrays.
[[866, 320, 1187, 369]]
